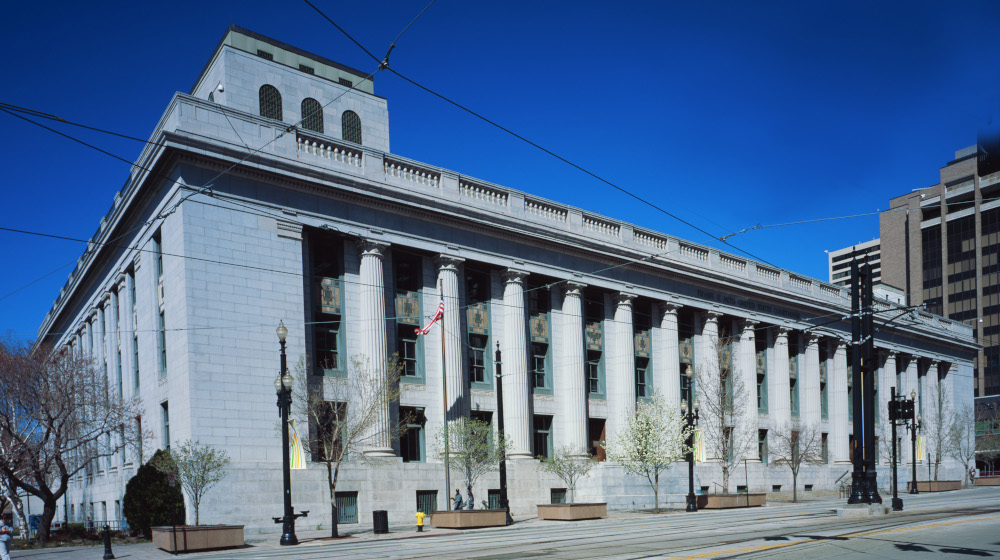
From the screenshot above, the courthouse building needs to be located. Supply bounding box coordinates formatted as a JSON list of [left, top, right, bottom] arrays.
[[36, 26, 977, 532]]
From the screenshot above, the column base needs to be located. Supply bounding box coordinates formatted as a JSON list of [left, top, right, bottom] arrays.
[[507, 451, 535, 460], [363, 448, 396, 458]]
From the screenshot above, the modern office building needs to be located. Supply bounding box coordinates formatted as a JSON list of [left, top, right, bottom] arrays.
[[36, 26, 977, 533], [880, 146, 1000, 397], [828, 239, 881, 288]]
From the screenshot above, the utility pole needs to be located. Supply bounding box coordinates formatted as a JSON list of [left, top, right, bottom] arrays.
[[495, 343, 512, 525], [848, 250, 882, 504]]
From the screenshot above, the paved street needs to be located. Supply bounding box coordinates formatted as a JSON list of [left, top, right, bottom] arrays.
[[13, 488, 1000, 560]]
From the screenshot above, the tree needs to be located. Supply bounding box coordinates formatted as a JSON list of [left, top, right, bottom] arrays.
[[536, 447, 598, 505], [122, 450, 185, 538], [606, 393, 689, 512], [436, 417, 509, 498], [977, 405, 1000, 475], [695, 334, 756, 493], [924, 382, 952, 481], [877, 420, 903, 491], [769, 422, 825, 502], [152, 441, 230, 525], [948, 404, 976, 487], [294, 354, 403, 538], [0, 341, 148, 543]]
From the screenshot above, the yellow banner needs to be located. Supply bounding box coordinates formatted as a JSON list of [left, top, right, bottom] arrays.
[[289, 418, 307, 470], [695, 430, 705, 463], [916, 435, 925, 460]]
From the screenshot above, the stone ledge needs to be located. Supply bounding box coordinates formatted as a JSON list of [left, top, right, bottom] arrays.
[[537, 503, 607, 520], [430, 510, 507, 529], [907, 480, 961, 492], [151, 525, 245, 552]]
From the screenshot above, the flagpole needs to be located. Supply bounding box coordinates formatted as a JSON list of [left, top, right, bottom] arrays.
[[439, 278, 451, 504]]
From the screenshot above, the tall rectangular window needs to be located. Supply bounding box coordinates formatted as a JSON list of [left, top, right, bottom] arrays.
[[157, 310, 167, 377], [789, 334, 800, 418], [532, 343, 550, 391], [399, 407, 425, 462], [309, 232, 344, 376], [585, 297, 605, 398], [758, 429, 768, 464], [756, 335, 768, 413], [947, 216, 977, 321], [821, 432, 829, 463], [466, 269, 492, 389], [127, 270, 139, 390], [394, 252, 423, 382], [820, 346, 829, 420], [160, 402, 170, 450], [635, 357, 650, 399], [529, 285, 552, 394], [469, 334, 488, 383], [634, 310, 652, 400], [921, 225, 943, 315], [533, 415, 553, 459]]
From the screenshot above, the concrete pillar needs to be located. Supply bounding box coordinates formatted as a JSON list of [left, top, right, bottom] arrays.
[[358, 239, 393, 457], [831, 340, 850, 463], [769, 327, 792, 430], [802, 334, 821, 427], [435, 255, 465, 422], [656, 303, 681, 411], [606, 292, 636, 444], [699, 310, 722, 459], [502, 269, 532, 459], [901, 356, 919, 465], [738, 319, 759, 460], [881, 351, 897, 465], [556, 282, 588, 455]]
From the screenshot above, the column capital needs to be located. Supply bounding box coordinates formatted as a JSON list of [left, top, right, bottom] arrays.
[[660, 301, 681, 316], [742, 319, 760, 331], [356, 238, 390, 256], [704, 310, 723, 323], [116, 273, 127, 288], [434, 254, 464, 271], [805, 332, 820, 346], [835, 339, 848, 351], [503, 268, 529, 284], [616, 292, 636, 307], [561, 280, 586, 297]]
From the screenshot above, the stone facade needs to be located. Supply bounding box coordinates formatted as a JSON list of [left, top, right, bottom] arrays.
[[37, 26, 977, 534]]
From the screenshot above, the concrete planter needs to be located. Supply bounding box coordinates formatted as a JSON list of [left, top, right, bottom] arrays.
[[975, 477, 1000, 486], [537, 503, 607, 521], [430, 510, 507, 528], [906, 480, 961, 492], [151, 525, 245, 552], [697, 493, 766, 509]]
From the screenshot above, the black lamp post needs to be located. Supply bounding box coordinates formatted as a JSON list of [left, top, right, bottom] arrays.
[[274, 321, 299, 546], [495, 343, 513, 525], [907, 390, 921, 495], [890, 387, 902, 511], [682, 365, 700, 512]]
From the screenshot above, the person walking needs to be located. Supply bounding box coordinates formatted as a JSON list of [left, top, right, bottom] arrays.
[[466, 489, 475, 510], [452, 489, 464, 511], [0, 514, 13, 560]]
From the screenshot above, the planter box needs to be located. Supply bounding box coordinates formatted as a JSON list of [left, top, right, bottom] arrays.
[[975, 477, 1000, 486], [429, 510, 507, 529], [906, 480, 961, 492], [697, 493, 766, 509], [151, 525, 244, 552], [537, 503, 607, 521]]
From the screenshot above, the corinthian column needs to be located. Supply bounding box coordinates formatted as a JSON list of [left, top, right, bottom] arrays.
[[699, 310, 722, 459], [502, 269, 532, 459], [358, 239, 393, 457], [769, 327, 792, 429], [738, 319, 759, 460], [656, 303, 681, 410], [436, 255, 465, 422], [606, 292, 636, 444], [831, 341, 850, 463], [556, 282, 587, 454], [802, 334, 821, 427]]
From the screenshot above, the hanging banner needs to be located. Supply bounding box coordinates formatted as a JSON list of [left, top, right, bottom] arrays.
[[694, 429, 705, 463], [916, 435, 925, 460], [288, 418, 307, 470]]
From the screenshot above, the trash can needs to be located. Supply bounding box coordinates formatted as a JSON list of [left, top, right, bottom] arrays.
[[373, 510, 389, 534]]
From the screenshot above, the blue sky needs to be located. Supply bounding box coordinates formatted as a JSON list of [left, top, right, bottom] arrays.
[[2, 1, 999, 342]]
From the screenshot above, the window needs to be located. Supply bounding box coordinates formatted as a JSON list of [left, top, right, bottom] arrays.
[[127, 270, 138, 389], [299, 64, 314, 74], [416, 490, 437, 513], [338, 77, 353, 88], [394, 252, 423, 381], [256, 49, 273, 60], [758, 429, 768, 464], [309, 231, 344, 376], [550, 489, 567, 504], [301, 98, 323, 134], [585, 297, 605, 398], [399, 407, 425, 462], [532, 343, 549, 390], [335, 492, 358, 523], [488, 489, 501, 510], [342, 110, 362, 144], [135, 416, 143, 464], [529, 285, 552, 393], [153, 231, 163, 282], [259, 84, 282, 121], [315, 402, 347, 461], [821, 433, 829, 463], [790, 378, 799, 417], [587, 351, 602, 395], [533, 415, 553, 459], [160, 402, 170, 450], [756, 335, 768, 413], [820, 378, 828, 420], [635, 357, 650, 399], [469, 334, 488, 383], [399, 328, 419, 378], [158, 310, 167, 377], [466, 269, 491, 388]]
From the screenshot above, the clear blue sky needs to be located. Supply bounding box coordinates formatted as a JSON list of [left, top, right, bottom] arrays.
[[2, 1, 999, 343]]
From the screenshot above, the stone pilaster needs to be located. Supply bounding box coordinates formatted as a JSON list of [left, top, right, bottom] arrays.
[[606, 292, 636, 444], [738, 319, 759, 460], [556, 282, 588, 455], [502, 269, 532, 459], [831, 340, 850, 463], [435, 255, 465, 423], [358, 239, 393, 457], [802, 334, 821, 427], [656, 303, 681, 411], [769, 327, 792, 430]]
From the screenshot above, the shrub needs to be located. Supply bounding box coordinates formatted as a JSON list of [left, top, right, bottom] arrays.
[[122, 449, 185, 538]]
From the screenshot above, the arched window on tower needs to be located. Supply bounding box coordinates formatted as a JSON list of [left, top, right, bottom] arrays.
[[301, 98, 324, 134], [342, 110, 362, 145], [259, 85, 282, 121]]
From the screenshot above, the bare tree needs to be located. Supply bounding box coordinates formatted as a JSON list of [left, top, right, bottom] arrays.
[[948, 404, 976, 487], [769, 421, 825, 502], [695, 334, 756, 493], [536, 447, 598, 505], [877, 420, 903, 490], [924, 382, 952, 481], [294, 354, 403, 538], [436, 417, 509, 499], [977, 404, 1000, 476], [607, 392, 690, 512], [152, 440, 230, 525], [0, 341, 148, 543], [0, 436, 29, 535]]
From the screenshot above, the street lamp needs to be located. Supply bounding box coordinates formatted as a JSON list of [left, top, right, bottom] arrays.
[[273, 321, 300, 546], [907, 390, 921, 495], [682, 365, 700, 513]]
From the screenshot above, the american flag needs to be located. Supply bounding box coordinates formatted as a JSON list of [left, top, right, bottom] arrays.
[[415, 292, 445, 336]]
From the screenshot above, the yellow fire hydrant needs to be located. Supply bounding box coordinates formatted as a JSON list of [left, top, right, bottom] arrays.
[[415, 511, 426, 532]]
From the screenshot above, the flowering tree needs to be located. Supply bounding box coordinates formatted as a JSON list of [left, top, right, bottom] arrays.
[[536, 447, 597, 504], [436, 417, 509, 498], [768, 421, 825, 502], [607, 393, 690, 512], [152, 440, 230, 525]]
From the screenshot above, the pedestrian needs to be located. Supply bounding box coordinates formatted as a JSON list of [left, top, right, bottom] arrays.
[[466, 489, 475, 510], [452, 489, 464, 511], [0, 514, 12, 560]]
